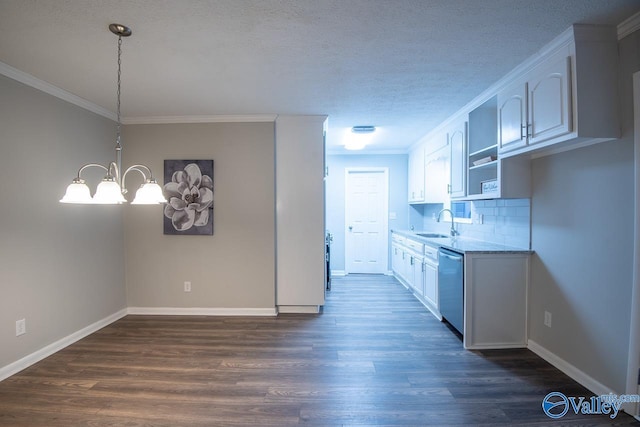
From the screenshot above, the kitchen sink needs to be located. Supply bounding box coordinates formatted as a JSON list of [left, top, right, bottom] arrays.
[[416, 233, 450, 239]]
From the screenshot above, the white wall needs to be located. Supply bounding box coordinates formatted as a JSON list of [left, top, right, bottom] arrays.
[[528, 29, 639, 393], [0, 75, 126, 370], [122, 122, 276, 311]]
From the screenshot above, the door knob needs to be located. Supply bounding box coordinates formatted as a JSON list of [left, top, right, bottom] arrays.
[[348, 225, 353, 231]]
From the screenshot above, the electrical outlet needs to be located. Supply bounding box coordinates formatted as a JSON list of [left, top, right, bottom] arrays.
[[544, 311, 552, 328], [15, 319, 26, 336], [184, 281, 191, 292]]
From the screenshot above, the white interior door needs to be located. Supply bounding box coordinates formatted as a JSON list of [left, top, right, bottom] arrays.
[[345, 168, 389, 274]]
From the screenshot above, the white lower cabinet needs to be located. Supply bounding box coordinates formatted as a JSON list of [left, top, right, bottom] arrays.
[[463, 253, 529, 350], [423, 260, 437, 310], [391, 232, 529, 350], [391, 243, 404, 279], [410, 254, 425, 295], [391, 233, 441, 318], [421, 244, 440, 319], [401, 250, 412, 285]]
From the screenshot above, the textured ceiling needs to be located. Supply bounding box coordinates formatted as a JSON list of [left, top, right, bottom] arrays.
[[0, 0, 639, 153]]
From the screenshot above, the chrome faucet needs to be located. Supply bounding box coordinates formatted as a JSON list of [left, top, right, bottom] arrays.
[[437, 208, 459, 237]]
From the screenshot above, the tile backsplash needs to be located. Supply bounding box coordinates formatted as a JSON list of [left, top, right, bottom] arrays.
[[410, 198, 531, 249]]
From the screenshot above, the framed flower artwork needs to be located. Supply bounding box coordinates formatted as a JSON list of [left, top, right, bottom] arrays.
[[163, 160, 214, 235]]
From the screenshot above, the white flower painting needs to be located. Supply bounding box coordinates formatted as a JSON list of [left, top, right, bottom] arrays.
[[163, 160, 214, 235]]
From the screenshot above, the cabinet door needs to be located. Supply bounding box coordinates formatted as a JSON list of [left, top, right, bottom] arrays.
[[408, 255, 422, 292], [448, 121, 467, 199], [528, 54, 572, 145], [498, 80, 527, 153], [408, 147, 425, 203], [391, 244, 402, 276], [414, 259, 425, 297], [424, 145, 449, 203], [402, 251, 413, 286], [423, 262, 438, 309]]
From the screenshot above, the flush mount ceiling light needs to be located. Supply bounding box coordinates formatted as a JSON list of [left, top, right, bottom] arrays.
[[60, 24, 166, 205], [351, 126, 376, 133], [344, 125, 376, 150]]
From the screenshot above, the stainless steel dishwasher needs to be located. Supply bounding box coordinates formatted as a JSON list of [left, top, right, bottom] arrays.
[[438, 248, 464, 335]]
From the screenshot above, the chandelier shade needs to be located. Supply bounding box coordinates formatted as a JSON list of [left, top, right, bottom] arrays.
[[60, 24, 166, 206], [132, 181, 168, 205], [60, 179, 93, 204], [93, 178, 128, 204]]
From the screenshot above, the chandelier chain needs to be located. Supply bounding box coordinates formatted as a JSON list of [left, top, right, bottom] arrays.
[[116, 35, 122, 149]]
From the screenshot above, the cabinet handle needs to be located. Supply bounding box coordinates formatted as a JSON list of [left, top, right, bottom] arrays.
[[527, 123, 532, 138], [421, 262, 425, 272], [402, 252, 405, 260], [520, 125, 527, 139], [410, 256, 414, 266], [447, 184, 451, 194]]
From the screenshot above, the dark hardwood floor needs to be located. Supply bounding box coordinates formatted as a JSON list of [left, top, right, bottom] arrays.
[[0, 274, 638, 426]]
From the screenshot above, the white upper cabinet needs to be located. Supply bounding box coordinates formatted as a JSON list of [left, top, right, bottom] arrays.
[[528, 50, 572, 145], [412, 24, 618, 202], [424, 143, 449, 203], [498, 25, 618, 157], [448, 119, 467, 199], [497, 80, 527, 153], [499, 48, 572, 154], [469, 96, 530, 200], [408, 145, 425, 203]]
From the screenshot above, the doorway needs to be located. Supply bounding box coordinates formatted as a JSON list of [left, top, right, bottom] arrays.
[[344, 168, 389, 274]]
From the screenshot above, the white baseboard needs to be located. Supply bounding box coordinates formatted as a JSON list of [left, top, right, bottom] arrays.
[[277, 305, 320, 314], [331, 270, 346, 277], [384, 270, 394, 276], [127, 307, 278, 316], [527, 339, 617, 396], [0, 308, 128, 382]]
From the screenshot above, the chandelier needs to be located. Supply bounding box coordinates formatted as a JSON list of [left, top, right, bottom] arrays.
[[60, 24, 166, 205]]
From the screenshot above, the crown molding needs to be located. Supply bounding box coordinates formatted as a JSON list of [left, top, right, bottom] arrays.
[[0, 61, 278, 125], [0, 61, 116, 121], [618, 11, 640, 40], [122, 114, 278, 124]]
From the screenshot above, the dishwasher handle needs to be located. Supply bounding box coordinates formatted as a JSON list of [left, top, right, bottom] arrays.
[[439, 249, 463, 262]]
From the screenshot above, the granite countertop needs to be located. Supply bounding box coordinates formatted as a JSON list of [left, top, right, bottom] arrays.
[[392, 229, 533, 255]]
